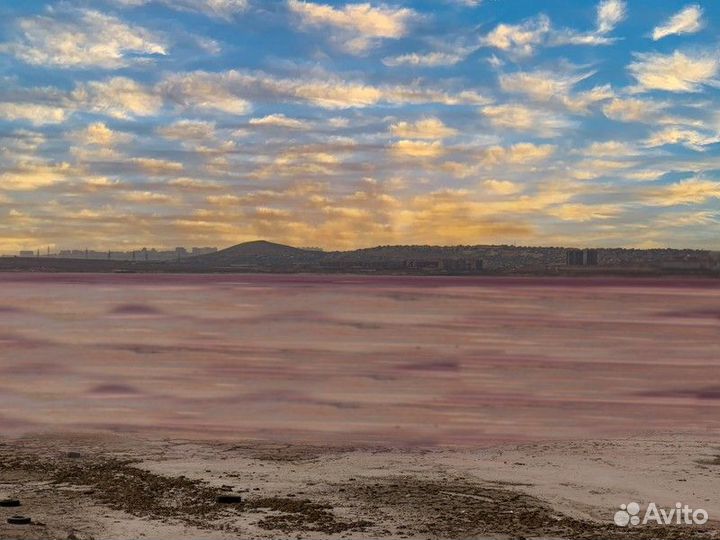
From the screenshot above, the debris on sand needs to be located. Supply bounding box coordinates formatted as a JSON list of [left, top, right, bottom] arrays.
[[244, 496, 373, 534], [0, 498, 20, 507]]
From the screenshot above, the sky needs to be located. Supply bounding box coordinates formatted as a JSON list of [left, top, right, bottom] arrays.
[[0, 0, 719, 252]]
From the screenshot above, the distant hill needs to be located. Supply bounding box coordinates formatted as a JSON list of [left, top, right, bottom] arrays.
[[182, 240, 326, 268], [1, 240, 717, 276]]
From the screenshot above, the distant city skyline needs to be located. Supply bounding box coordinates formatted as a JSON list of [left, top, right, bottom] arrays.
[[0, 1, 719, 251]]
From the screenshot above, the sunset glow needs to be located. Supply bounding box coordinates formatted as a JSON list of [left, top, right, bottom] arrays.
[[1, 0, 719, 252]]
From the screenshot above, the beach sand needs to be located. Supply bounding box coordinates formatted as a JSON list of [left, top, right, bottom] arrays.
[[1, 431, 718, 539]]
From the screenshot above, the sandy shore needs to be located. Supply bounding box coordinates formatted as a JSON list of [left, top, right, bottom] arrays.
[[1, 432, 718, 539]]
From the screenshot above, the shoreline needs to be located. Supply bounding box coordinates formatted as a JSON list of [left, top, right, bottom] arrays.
[[1, 431, 718, 539]]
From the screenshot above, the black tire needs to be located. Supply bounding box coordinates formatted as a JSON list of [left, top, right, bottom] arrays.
[[7, 515, 31, 525], [216, 494, 243, 504], [0, 499, 20, 507]]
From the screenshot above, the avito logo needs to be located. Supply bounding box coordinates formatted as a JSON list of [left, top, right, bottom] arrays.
[[614, 502, 709, 527]]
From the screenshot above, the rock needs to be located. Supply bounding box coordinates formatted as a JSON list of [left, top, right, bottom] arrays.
[[67, 452, 82, 459], [0, 498, 20, 507], [216, 494, 243, 504], [7, 515, 31, 525]]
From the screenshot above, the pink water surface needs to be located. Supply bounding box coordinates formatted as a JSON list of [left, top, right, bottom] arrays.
[[0, 273, 719, 446]]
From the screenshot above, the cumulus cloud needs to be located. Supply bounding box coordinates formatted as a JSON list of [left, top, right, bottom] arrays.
[[628, 50, 719, 93], [390, 118, 457, 139], [481, 104, 573, 137], [1, 8, 166, 69], [287, 0, 415, 54], [653, 5, 703, 41]]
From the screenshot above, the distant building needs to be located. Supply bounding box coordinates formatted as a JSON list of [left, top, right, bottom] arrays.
[[191, 247, 218, 256], [567, 249, 598, 266], [19, 250, 34, 257], [175, 247, 188, 259], [404, 258, 483, 273]]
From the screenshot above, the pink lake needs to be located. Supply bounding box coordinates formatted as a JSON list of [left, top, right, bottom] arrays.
[[0, 273, 719, 446]]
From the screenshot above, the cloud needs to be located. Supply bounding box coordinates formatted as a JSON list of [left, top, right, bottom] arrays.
[[113, 0, 248, 20], [73, 77, 162, 119], [572, 158, 636, 180], [70, 122, 132, 146], [0, 103, 69, 125], [251, 147, 344, 178], [483, 179, 522, 195], [160, 71, 252, 115], [653, 5, 703, 41], [2, 8, 166, 69], [249, 114, 309, 129], [602, 97, 667, 122], [500, 70, 613, 113], [482, 15, 550, 57], [131, 157, 184, 174], [383, 51, 466, 67], [548, 203, 622, 221], [647, 178, 720, 206], [582, 140, 637, 157], [391, 140, 445, 158], [287, 0, 415, 54], [158, 120, 217, 140], [472, 143, 556, 171], [119, 190, 176, 203], [628, 50, 719, 93], [644, 127, 719, 151], [548, 0, 626, 48], [390, 118, 457, 139], [160, 69, 488, 110], [0, 130, 46, 156], [596, 0, 626, 34], [0, 161, 73, 191], [481, 104, 573, 137]]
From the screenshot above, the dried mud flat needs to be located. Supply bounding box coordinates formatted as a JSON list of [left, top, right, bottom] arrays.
[[1, 432, 719, 539]]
